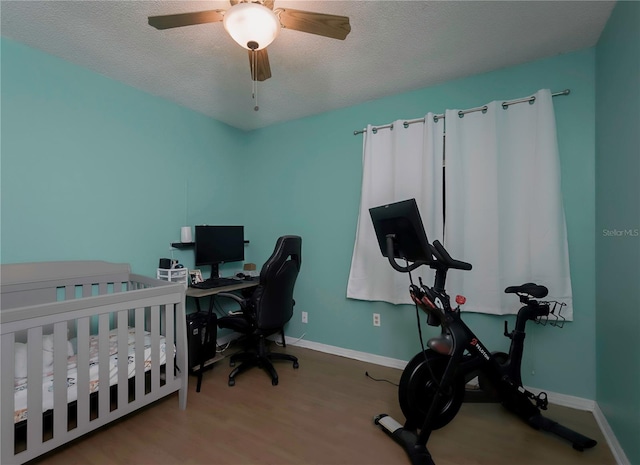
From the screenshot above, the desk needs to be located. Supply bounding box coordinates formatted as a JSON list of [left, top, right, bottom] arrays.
[[186, 279, 259, 301], [186, 279, 259, 391]]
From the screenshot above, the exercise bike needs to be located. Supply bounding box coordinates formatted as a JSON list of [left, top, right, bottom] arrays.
[[368, 199, 597, 465]]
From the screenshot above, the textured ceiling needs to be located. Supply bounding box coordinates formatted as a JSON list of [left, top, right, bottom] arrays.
[[1, 0, 615, 131]]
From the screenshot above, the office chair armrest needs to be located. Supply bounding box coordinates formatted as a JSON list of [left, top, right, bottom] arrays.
[[217, 292, 257, 326], [216, 292, 245, 306], [216, 292, 254, 317]]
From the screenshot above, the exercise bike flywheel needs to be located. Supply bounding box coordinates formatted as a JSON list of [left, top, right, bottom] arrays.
[[399, 349, 465, 430]]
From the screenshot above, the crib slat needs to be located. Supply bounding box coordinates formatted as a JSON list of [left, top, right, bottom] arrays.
[[1, 333, 16, 464], [26, 327, 44, 453], [98, 314, 110, 419], [134, 308, 145, 402], [150, 306, 160, 392], [76, 317, 90, 430], [52, 322, 68, 438], [117, 311, 128, 410], [82, 284, 92, 298], [165, 304, 175, 383], [65, 285, 74, 301]]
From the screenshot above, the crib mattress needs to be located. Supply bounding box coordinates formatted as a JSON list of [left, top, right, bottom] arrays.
[[14, 328, 169, 423]]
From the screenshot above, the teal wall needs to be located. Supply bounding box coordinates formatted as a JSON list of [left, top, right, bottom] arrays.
[[2, 38, 598, 399], [242, 50, 598, 400], [595, 1, 640, 464], [1, 38, 246, 278]]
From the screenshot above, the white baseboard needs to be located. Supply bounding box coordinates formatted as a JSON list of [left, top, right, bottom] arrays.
[[464, 377, 595, 412], [593, 403, 631, 465], [284, 336, 407, 370]]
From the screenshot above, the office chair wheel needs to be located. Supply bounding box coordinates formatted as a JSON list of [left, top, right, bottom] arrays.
[[293, 361, 299, 369], [228, 378, 236, 387]]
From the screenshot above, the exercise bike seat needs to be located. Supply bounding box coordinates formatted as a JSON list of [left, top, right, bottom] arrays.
[[505, 283, 548, 298]]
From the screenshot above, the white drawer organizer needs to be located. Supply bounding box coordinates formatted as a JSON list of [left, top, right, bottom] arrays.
[[157, 268, 189, 288]]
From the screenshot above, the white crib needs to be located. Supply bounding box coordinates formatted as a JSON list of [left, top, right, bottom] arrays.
[[0, 261, 188, 464]]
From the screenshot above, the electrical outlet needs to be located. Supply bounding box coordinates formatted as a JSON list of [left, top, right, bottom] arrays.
[[373, 313, 381, 327], [301, 311, 308, 323]]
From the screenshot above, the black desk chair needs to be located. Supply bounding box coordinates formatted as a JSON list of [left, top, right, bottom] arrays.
[[217, 235, 302, 386]]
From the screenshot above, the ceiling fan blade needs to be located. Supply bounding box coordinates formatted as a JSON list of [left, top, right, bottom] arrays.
[[248, 49, 272, 82], [276, 8, 351, 40], [148, 10, 224, 30]]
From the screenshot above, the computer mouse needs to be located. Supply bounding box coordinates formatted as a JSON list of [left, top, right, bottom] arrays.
[[235, 272, 246, 279]]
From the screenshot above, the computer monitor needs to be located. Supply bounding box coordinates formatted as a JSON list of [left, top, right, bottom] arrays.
[[195, 225, 245, 279], [369, 198, 433, 264]]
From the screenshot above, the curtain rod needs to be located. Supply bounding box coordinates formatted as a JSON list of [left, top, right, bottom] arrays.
[[353, 89, 570, 136]]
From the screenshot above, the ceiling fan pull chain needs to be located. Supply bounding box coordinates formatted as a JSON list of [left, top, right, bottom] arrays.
[[254, 83, 259, 112], [250, 46, 259, 111]]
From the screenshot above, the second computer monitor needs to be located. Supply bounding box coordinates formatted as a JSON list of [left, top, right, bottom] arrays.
[[195, 225, 244, 278]]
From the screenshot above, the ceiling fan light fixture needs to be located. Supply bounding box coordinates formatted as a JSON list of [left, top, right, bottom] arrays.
[[223, 3, 281, 51]]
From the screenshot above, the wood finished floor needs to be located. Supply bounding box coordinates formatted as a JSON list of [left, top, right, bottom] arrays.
[[31, 344, 616, 465]]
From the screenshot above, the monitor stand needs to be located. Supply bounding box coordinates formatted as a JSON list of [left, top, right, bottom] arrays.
[[209, 263, 220, 280]]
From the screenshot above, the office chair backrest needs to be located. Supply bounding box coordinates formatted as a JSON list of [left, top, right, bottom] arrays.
[[254, 235, 302, 331]]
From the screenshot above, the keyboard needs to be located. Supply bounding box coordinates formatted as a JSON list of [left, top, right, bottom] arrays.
[[191, 277, 241, 289]]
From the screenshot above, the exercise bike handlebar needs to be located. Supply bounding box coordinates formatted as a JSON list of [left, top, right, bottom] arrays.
[[385, 235, 429, 272], [431, 241, 473, 271], [384, 235, 472, 275]]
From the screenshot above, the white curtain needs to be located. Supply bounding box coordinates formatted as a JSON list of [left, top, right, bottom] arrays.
[[444, 89, 573, 319], [347, 116, 444, 305]]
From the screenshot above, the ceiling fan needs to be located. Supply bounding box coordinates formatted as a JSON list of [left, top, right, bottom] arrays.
[[148, 0, 351, 83]]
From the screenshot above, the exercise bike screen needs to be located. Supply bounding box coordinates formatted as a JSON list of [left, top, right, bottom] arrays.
[[369, 198, 434, 264]]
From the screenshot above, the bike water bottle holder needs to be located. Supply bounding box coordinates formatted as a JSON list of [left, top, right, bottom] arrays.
[[410, 284, 449, 327], [535, 301, 567, 328]]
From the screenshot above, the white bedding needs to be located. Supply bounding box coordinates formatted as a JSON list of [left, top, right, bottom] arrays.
[[14, 328, 170, 423]]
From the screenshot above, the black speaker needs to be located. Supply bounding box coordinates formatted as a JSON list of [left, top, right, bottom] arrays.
[[186, 312, 217, 371], [158, 258, 172, 269]]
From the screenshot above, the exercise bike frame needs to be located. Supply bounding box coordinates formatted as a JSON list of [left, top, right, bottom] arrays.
[[407, 282, 549, 431], [374, 235, 597, 465], [419, 286, 551, 399]]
